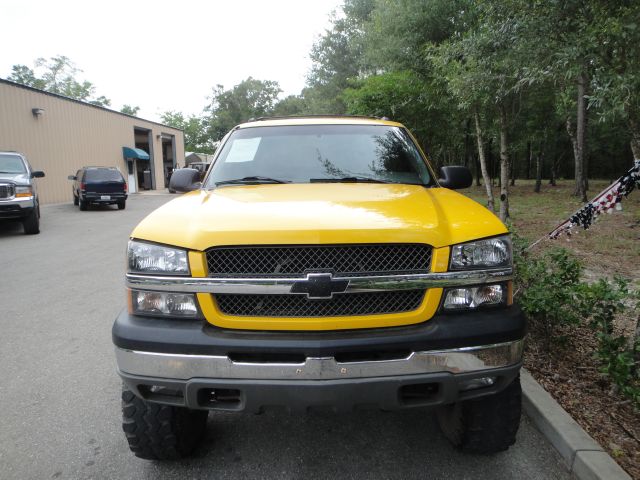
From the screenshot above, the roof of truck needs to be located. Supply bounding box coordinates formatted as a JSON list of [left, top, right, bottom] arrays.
[[237, 115, 404, 129]]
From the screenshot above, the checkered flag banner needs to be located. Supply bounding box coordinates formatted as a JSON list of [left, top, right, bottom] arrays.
[[547, 160, 640, 240]]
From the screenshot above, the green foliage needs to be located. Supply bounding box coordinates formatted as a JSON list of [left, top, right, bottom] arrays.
[[582, 278, 640, 406], [272, 95, 309, 117], [515, 243, 640, 407], [359, 0, 473, 74], [306, 0, 375, 113], [343, 70, 459, 158], [120, 105, 140, 116], [8, 55, 111, 106], [306, 0, 640, 180], [160, 111, 215, 154], [516, 247, 588, 343], [206, 77, 282, 140]]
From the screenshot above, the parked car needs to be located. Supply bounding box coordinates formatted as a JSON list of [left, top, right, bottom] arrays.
[[0, 151, 45, 234], [113, 116, 524, 460], [68, 166, 127, 210]]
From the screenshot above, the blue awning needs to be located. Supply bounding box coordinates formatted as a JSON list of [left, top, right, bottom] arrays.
[[123, 147, 150, 160]]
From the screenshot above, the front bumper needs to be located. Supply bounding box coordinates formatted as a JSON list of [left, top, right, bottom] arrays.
[[0, 197, 35, 219], [113, 307, 526, 412]]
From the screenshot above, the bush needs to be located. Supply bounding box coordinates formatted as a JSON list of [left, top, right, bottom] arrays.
[[514, 238, 640, 406], [583, 279, 640, 405], [515, 245, 589, 344]]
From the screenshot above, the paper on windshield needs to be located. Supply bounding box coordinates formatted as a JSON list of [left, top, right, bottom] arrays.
[[226, 137, 261, 163]]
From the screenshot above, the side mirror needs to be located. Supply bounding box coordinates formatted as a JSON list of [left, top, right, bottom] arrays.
[[67, 175, 76, 180], [438, 166, 472, 190], [169, 168, 201, 192], [32, 171, 45, 178]]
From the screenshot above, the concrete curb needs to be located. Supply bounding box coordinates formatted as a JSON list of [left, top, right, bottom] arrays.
[[521, 369, 631, 480]]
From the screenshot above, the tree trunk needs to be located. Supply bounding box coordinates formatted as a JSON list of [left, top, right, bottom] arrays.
[[487, 138, 495, 186], [549, 156, 557, 186], [569, 72, 588, 202], [634, 316, 640, 378], [464, 118, 472, 168], [474, 111, 495, 211], [510, 152, 516, 186], [475, 154, 481, 186], [535, 150, 543, 193], [629, 117, 640, 161], [498, 106, 510, 221], [526, 141, 531, 180]]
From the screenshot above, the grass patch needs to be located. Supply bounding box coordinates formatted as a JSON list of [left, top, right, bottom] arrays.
[[461, 179, 640, 285]]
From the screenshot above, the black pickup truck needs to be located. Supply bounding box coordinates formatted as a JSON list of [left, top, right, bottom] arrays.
[[69, 166, 127, 210]]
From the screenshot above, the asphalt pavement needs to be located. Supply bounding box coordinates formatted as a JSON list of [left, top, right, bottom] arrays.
[[0, 194, 571, 480]]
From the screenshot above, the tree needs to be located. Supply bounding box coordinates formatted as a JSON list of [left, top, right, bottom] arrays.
[[206, 77, 282, 140], [160, 111, 214, 154], [585, 1, 640, 161], [8, 55, 111, 107], [344, 70, 446, 157], [272, 95, 309, 117], [429, 1, 528, 220], [120, 105, 140, 116], [306, 0, 375, 113]]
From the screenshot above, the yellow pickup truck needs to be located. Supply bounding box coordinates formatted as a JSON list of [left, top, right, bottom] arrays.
[[113, 116, 525, 460]]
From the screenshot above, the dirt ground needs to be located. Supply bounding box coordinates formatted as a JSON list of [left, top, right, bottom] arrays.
[[463, 179, 640, 478]]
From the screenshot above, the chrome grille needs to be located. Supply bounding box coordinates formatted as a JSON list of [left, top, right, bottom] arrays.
[[214, 290, 426, 317], [0, 183, 15, 199], [206, 244, 432, 278]]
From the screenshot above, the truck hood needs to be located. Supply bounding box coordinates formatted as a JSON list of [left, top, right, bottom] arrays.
[[0, 173, 30, 185], [131, 184, 507, 251]]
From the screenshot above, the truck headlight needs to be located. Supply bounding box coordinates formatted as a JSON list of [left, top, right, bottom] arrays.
[[15, 185, 34, 198], [128, 240, 189, 275], [450, 235, 511, 270], [130, 290, 201, 318], [442, 284, 507, 310]]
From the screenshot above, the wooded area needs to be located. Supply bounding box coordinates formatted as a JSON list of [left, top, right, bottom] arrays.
[[298, 0, 640, 220], [9, 1, 640, 221]]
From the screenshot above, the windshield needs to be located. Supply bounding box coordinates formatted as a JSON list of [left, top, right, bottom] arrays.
[[0, 155, 27, 174], [85, 168, 124, 182], [205, 125, 433, 187]]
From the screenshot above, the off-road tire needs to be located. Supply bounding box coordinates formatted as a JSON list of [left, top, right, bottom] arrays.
[[79, 199, 88, 211], [121, 389, 208, 460], [436, 375, 521, 454], [73, 194, 79, 206], [22, 206, 40, 235], [117, 200, 126, 210]]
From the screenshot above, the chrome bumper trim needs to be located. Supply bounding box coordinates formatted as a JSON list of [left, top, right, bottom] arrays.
[[125, 268, 512, 295], [115, 339, 524, 381], [0, 196, 35, 207]]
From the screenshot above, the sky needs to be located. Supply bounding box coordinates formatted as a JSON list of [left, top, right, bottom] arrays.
[[1, 0, 343, 121]]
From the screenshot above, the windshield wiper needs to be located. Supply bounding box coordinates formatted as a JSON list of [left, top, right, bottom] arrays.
[[215, 176, 290, 186], [309, 176, 391, 184]]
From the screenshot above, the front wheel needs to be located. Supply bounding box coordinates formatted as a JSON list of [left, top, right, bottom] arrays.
[[437, 375, 521, 454], [121, 389, 208, 460], [22, 207, 40, 235]]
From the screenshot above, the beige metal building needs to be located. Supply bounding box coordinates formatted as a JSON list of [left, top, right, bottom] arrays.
[[0, 78, 185, 204]]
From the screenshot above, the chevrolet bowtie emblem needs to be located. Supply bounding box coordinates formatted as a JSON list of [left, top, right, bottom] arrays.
[[290, 273, 349, 299]]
